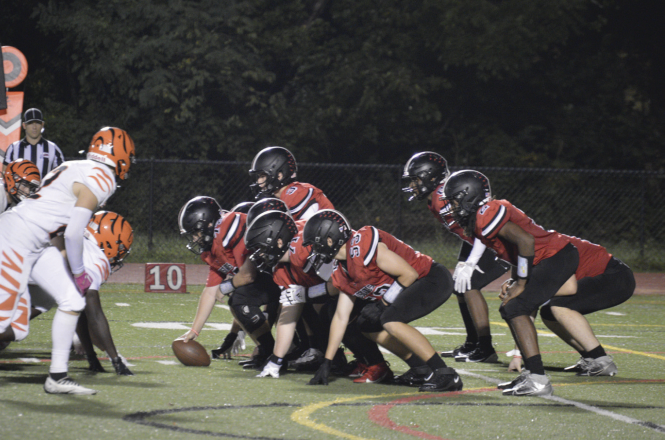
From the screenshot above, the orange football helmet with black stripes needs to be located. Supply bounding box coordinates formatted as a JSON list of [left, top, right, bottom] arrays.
[[3, 158, 41, 203], [86, 211, 134, 272], [87, 127, 136, 180]]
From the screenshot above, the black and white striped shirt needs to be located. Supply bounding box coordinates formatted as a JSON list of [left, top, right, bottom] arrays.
[[3, 138, 65, 177]]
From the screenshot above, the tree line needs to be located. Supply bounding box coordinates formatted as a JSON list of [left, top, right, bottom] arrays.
[[3, 0, 663, 170]]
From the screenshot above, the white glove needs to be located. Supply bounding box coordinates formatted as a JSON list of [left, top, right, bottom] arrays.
[[256, 361, 281, 378], [452, 261, 466, 282], [280, 285, 306, 306], [232, 330, 246, 355], [454, 262, 485, 293]]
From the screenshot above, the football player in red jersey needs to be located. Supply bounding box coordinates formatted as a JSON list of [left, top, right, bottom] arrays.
[[303, 210, 463, 392], [402, 152, 510, 364], [176, 197, 281, 369], [441, 170, 580, 397], [245, 208, 392, 382], [249, 146, 334, 221], [538, 236, 635, 376]]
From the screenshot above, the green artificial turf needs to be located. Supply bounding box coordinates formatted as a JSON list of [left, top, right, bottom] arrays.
[[1, 285, 663, 440]]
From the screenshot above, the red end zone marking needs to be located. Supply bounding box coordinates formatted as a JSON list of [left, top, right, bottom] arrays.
[[367, 388, 496, 440]]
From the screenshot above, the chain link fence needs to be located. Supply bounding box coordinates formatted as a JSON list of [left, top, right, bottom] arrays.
[[103, 160, 664, 271]]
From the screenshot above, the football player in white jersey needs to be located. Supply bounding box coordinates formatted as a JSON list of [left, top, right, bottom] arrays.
[[1, 211, 135, 376], [0, 159, 42, 212], [0, 127, 135, 395]]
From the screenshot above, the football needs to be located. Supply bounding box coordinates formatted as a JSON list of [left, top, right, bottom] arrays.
[[172, 339, 211, 367]]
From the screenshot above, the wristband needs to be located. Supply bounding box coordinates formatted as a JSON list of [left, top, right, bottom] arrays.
[[516, 255, 534, 280], [307, 283, 328, 299], [219, 279, 235, 296], [383, 280, 405, 304], [191, 329, 199, 336]]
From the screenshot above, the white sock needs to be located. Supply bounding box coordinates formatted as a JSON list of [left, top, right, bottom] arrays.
[[49, 309, 80, 374]]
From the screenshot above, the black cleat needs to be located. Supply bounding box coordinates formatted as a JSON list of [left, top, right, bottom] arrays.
[[441, 341, 476, 358], [390, 366, 432, 387], [456, 346, 498, 363], [418, 367, 463, 392]]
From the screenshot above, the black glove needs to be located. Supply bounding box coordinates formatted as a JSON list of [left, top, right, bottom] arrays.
[[308, 358, 332, 385], [112, 357, 134, 376], [212, 332, 238, 359], [356, 301, 387, 332], [87, 357, 106, 373]]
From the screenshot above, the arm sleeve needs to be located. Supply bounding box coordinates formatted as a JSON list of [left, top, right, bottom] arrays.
[[65, 206, 93, 274]]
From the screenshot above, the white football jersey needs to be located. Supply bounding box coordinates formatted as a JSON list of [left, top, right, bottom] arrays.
[[12, 160, 116, 247], [82, 232, 111, 291], [0, 182, 8, 212]]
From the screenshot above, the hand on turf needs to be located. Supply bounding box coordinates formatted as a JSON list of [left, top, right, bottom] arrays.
[[454, 262, 484, 294], [232, 331, 246, 356], [280, 285, 306, 306], [308, 358, 331, 385], [112, 356, 135, 376], [508, 356, 522, 372], [256, 361, 281, 378]]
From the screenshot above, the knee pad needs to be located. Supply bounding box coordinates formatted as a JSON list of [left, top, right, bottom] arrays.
[[500, 297, 534, 321], [57, 287, 86, 313], [230, 304, 266, 334], [539, 305, 555, 322]]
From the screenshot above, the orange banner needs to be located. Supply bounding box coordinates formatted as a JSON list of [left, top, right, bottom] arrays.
[[0, 91, 24, 152]]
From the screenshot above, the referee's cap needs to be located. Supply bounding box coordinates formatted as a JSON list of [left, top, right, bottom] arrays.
[[24, 108, 44, 123]]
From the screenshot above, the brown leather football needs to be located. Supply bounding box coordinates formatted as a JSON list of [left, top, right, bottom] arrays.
[[172, 339, 211, 367]]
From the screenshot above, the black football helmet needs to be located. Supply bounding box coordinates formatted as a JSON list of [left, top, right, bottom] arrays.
[[441, 170, 492, 226], [402, 151, 450, 201], [248, 146, 297, 199], [230, 201, 255, 214], [244, 210, 299, 272], [246, 197, 289, 228], [178, 196, 223, 255], [302, 209, 352, 271]]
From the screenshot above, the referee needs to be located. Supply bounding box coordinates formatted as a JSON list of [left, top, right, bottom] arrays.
[[2, 108, 65, 178]]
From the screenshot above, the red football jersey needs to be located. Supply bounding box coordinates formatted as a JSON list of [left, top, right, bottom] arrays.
[[331, 226, 433, 301], [272, 220, 322, 288], [474, 200, 571, 266], [566, 235, 612, 280], [201, 212, 249, 287], [280, 181, 334, 220], [428, 183, 473, 245]]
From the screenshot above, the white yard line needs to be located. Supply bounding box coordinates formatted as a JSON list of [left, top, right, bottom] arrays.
[[457, 369, 665, 433]]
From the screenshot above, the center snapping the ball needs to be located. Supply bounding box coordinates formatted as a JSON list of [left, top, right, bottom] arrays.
[[172, 339, 211, 367]]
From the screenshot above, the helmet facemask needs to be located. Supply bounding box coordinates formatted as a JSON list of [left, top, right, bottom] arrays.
[[248, 147, 297, 199], [245, 210, 297, 272], [303, 210, 352, 271], [177, 197, 222, 255], [402, 152, 450, 201]]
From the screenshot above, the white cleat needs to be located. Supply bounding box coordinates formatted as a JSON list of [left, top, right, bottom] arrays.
[[502, 371, 553, 397], [44, 377, 98, 395]]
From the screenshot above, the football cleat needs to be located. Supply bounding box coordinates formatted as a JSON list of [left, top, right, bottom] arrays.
[[442, 341, 476, 358], [577, 356, 618, 377], [44, 377, 97, 395], [390, 366, 432, 387], [501, 371, 553, 396], [112, 357, 134, 376], [498, 370, 530, 390], [353, 361, 393, 383], [419, 367, 463, 392], [458, 346, 499, 363], [347, 360, 368, 378], [564, 357, 590, 373]]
